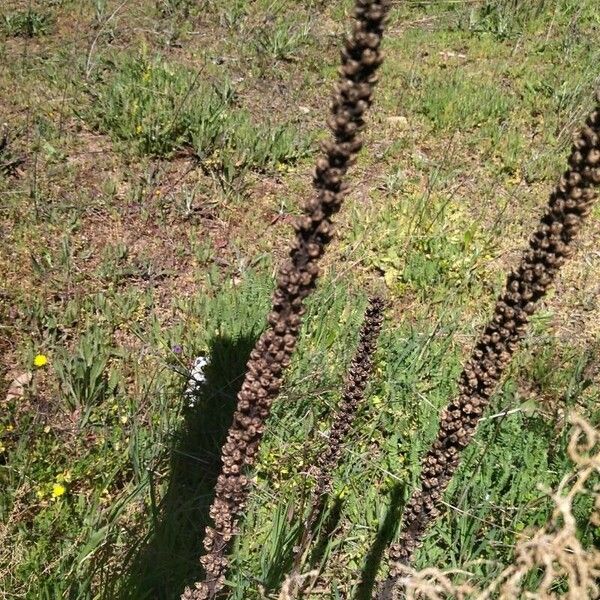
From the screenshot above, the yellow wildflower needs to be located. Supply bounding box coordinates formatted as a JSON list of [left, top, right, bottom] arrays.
[[136, 124, 143, 134], [33, 354, 48, 367], [51, 483, 66, 499]]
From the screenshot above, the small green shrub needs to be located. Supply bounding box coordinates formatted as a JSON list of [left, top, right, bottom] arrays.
[[86, 54, 234, 157], [252, 19, 313, 62]]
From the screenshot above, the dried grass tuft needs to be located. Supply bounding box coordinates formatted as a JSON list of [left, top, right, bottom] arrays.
[[277, 570, 320, 600]]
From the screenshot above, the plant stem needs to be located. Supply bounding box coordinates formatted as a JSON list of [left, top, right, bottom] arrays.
[[379, 92, 600, 599], [182, 2, 390, 598]]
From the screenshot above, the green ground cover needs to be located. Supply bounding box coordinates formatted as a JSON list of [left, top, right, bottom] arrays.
[[1, 0, 599, 598]]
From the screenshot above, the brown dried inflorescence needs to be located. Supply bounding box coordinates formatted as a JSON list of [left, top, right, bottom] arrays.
[[182, 2, 389, 598], [287, 296, 384, 589], [380, 92, 600, 596], [384, 415, 600, 600], [313, 296, 384, 502]]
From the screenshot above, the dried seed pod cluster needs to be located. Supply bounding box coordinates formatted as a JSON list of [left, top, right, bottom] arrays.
[[383, 93, 600, 590], [313, 296, 384, 503], [283, 297, 384, 595], [183, 2, 389, 598]]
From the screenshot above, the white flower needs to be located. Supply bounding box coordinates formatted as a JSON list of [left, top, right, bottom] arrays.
[[185, 355, 210, 407]]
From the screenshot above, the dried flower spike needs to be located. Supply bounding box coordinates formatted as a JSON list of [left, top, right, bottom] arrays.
[[285, 296, 384, 592], [183, 2, 390, 598], [313, 296, 384, 504], [379, 91, 600, 599]]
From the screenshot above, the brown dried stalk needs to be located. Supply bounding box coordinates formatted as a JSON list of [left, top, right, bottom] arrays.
[[382, 414, 600, 600], [312, 296, 384, 509], [379, 92, 600, 599], [282, 297, 384, 597], [182, 2, 390, 598]]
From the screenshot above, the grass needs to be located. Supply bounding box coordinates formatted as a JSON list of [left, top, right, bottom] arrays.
[[85, 51, 310, 188], [1, 0, 600, 598], [1, 8, 52, 37], [251, 17, 313, 62]]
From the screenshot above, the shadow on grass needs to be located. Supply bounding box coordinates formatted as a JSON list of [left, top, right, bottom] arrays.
[[260, 496, 345, 595], [115, 334, 256, 600], [308, 496, 344, 570], [354, 483, 404, 600]]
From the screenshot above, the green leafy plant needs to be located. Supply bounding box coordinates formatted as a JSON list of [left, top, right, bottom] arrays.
[[218, 0, 247, 29], [252, 19, 313, 62], [53, 327, 120, 425], [357, 189, 495, 301], [86, 54, 234, 157], [85, 53, 309, 177], [1, 9, 52, 37]]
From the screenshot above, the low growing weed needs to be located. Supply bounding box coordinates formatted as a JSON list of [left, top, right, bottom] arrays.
[[217, 0, 247, 30], [52, 327, 121, 425], [1, 9, 52, 38], [413, 71, 514, 135], [352, 187, 497, 303], [252, 18, 313, 62], [85, 53, 235, 157], [85, 53, 310, 182]]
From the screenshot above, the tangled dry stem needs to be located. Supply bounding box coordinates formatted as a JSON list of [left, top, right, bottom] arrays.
[[380, 91, 600, 597], [383, 414, 600, 600], [277, 570, 321, 600], [182, 2, 390, 598]]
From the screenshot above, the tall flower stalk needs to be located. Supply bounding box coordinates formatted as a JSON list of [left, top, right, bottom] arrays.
[[311, 296, 384, 520], [284, 297, 384, 594], [379, 92, 600, 598], [182, 2, 390, 598]]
